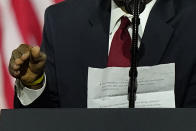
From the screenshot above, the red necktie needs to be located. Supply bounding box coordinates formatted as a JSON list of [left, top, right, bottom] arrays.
[[107, 16, 131, 67]]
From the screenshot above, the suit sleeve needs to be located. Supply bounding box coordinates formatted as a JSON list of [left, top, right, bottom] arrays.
[[14, 7, 60, 108]]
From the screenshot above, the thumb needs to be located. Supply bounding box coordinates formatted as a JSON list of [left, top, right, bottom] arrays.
[[30, 46, 41, 63]]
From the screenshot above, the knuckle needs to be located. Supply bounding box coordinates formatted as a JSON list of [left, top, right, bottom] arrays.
[[11, 49, 21, 59], [12, 49, 17, 55], [9, 57, 15, 66], [10, 64, 16, 70], [18, 44, 28, 49], [8, 67, 15, 77], [18, 44, 31, 53]]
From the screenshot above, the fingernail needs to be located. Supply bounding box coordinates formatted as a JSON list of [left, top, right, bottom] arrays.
[[33, 46, 40, 51]]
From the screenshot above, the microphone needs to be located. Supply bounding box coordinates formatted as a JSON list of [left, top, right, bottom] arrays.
[[125, 0, 146, 15]]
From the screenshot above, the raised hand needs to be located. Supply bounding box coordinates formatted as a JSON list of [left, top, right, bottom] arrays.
[[9, 44, 47, 89]]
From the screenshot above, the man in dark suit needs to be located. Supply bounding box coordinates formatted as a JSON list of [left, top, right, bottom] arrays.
[[9, 0, 196, 108]]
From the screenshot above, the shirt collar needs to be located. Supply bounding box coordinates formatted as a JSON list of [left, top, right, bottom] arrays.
[[110, 0, 157, 37]]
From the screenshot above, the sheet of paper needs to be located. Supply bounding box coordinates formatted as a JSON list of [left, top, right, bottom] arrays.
[[88, 63, 175, 108]]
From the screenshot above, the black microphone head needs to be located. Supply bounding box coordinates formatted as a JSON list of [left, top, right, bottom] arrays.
[[125, 0, 146, 15]]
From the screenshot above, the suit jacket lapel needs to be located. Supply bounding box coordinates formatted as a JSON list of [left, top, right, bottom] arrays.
[[82, 0, 111, 68], [138, 0, 175, 66]]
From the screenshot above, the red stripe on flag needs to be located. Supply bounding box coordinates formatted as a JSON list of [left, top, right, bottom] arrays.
[[54, 0, 64, 3], [0, 7, 14, 109], [11, 0, 42, 46]]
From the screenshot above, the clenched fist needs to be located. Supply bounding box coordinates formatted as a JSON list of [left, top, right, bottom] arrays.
[[9, 44, 47, 89]]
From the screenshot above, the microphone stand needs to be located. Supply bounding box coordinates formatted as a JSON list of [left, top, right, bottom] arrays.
[[125, 0, 146, 108]]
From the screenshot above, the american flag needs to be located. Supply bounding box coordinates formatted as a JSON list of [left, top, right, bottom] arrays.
[[0, 0, 63, 109]]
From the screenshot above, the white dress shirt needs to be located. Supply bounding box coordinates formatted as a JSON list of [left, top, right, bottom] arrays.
[[16, 0, 157, 106]]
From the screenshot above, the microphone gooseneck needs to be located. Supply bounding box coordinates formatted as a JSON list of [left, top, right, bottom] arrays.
[[124, 0, 146, 108]]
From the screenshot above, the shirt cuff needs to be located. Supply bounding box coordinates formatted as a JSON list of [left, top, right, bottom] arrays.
[[15, 74, 46, 106]]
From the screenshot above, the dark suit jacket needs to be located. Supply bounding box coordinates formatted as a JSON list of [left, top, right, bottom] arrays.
[[14, 0, 196, 108]]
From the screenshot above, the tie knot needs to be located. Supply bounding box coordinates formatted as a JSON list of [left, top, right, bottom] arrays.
[[119, 16, 131, 29]]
